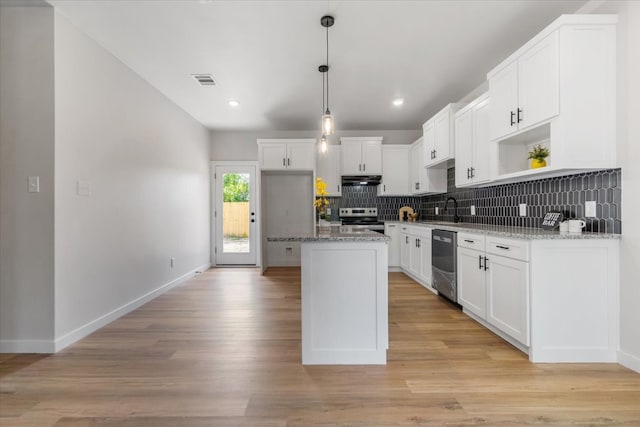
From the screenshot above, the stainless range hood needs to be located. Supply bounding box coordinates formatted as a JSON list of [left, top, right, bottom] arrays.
[[341, 175, 382, 186]]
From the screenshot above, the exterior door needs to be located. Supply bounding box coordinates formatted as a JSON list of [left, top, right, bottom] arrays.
[[215, 165, 257, 265]]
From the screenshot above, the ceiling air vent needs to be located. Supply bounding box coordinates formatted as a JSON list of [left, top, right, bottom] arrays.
[[192, 74, 216, 86]]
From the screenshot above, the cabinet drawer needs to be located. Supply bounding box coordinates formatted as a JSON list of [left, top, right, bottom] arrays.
[[458, 232, 485, 251], [486, 237, 529, 261]]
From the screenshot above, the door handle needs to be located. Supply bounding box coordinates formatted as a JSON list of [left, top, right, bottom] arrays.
[[496, 245, 510, 250], [510, 111, 515, 126], [363, 163, 366, 171], [283, 158, 286, 167], [287, 158, 291, 166], [337, 185, 340, 192], [359, 164, 362, 171], [383, 184, 386, 192], [470, 167, 475, 178], [479, 254, 483, 270], [484, 256, 489, 271], [406, 236, 409, 244], [517, 108, 523, 123], [467, 168, 471, 179]]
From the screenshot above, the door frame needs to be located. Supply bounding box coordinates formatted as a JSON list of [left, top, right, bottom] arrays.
[[210, 161, 261, 267]]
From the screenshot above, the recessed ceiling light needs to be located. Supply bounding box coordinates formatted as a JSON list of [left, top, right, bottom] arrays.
[[392, 98, 404, 107], [228, 100, 240, 107]]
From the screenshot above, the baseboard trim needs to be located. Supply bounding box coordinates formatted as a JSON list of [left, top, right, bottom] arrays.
[[0, 263, 210, 354], [618, 349, 640, 373], [0, 339, 55, 354]]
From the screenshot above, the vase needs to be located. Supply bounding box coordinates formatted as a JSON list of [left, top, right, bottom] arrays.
[[531, 158, 547, 169]]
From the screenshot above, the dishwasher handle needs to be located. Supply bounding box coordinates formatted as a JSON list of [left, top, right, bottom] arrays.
[[432, 235, 452, 244]]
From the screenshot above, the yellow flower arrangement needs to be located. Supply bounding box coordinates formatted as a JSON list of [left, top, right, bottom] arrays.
[[314, 177, 330, 218]]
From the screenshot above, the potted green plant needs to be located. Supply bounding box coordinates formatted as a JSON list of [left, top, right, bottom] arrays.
[[528, 144, 550, 169]]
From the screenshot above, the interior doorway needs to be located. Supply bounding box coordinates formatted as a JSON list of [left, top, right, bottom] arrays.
[[213, 164, 258, 265]]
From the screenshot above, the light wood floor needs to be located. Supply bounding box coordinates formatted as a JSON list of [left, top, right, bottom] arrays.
[[1, 268, 639, 426]]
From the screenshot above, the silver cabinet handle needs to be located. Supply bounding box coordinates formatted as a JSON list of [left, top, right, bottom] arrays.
[[287, 158, 290, 166], [464, 239, 475, 243], [363, 163, 366, 171], [479, 255, 483, 270], [496, 245, 510, 250], [388, 224, 396, 228], [283, 158, 286, 166]]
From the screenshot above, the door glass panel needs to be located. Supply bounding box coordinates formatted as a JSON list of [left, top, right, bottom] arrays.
[[222, 173, 250, 254]]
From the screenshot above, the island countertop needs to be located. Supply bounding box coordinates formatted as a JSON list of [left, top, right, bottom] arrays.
[[267, 225, 390, 242]]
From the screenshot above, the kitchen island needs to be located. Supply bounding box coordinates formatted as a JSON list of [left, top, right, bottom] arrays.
[[268, 226, 390, 364]]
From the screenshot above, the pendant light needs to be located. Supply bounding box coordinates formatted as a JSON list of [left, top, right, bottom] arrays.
[[319, 64, 329, 154], [320, 15, 335, 135]]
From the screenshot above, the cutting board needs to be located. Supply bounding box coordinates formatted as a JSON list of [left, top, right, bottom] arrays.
[[398, 206, 414, 221]]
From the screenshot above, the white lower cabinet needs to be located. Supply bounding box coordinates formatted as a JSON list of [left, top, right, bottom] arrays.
[[486, 254, 529, 346], [384, 223, 400, 267], [457, 233, 530, 347], [400, 224, 433, 289]]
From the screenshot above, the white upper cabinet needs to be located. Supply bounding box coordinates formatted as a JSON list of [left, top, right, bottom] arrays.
[[422, 103, 466, 167], [487, 15, 617, 183], [455, 93, 491, 187], [410, 137, 447, 195], [316, 145, 341, 197], [258, 139, 316, 171], [340, 137, 383, 175], [490, 32, 559, 141], [378, 145, 410, 196]]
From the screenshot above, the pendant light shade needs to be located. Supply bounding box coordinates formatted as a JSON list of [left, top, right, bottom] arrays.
[[320, 134, 328, 154], [322, 113, 334, 136]]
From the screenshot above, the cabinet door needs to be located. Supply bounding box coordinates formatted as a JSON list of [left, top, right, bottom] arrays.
[[472, 97, 491, 184], [260, 144, 288, 170], [418, 229, 432, 286], [454, 108, 473, 186], [409, 235, 421, 278], [518, 31, 559, 131], [457, 247, 486, 318], [317, 145, 341, 196], [287, 143, 315, 171], [379, 146, 409, 196], [489, 61, 519, 141], [433, 110, 452, 164], [486, 255, 530, 346], [385, 224, 400, 267], [400, 233, 410, 271], [362, 140, 382, 175], [341, 142, 362, 175], [422, 121, 435, 167], [410, 141, 423, 194]]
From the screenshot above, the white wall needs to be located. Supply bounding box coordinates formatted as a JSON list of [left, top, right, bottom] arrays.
[[52, 12, 211, 344], [578, 0, 640, 370], [211, 130, 421, 161], [0, 6, 56, 351]]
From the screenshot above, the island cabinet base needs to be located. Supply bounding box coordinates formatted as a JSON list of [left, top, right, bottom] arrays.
[[301, 241, 388, 365]]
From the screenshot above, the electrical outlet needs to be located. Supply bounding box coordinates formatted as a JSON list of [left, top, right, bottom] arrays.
[[435, 207, 439, 215], [170, 257, 175, 268], [519, 203, 527, 217], [28, 176, 40, 193], [470, 205, 476, 216], [585, 201, 597, 218]]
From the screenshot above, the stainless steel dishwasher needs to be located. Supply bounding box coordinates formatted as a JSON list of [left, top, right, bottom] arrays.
[[432, 229, 457, 303]]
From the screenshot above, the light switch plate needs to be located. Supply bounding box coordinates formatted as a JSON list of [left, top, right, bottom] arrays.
[[585, 201, 597, 218], [28, 176, 40, 193], [77, 180, 92, 196], [470, 205, 476, 216], [519, 203, 527, 217]]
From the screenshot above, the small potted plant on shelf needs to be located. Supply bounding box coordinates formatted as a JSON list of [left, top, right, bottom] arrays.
[[528, 144, 550, 169]]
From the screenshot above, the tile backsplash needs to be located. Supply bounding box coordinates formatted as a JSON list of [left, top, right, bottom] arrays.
[[328, 167, 622, 233]]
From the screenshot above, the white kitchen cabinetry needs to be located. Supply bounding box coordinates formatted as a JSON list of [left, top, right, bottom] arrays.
[[422, 104, 466, 167], [258, 139, 316, 171], [455, 93, 491, 187], [378, 145, 410, 196], [410, 138, 447, 196], [340, 137, 382, 176], [487, 15, 617, 183], [490, 32, 559, 141], [457, 233, 487, 319], [385, 223, 400, 268], [457, 230, 619, 363], [316, 145, 341, 196], [400, 224, 433, 290], [457, 233, 530, 347]]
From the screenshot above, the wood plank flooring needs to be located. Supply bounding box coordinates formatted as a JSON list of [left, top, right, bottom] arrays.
[[1, 267, 639, 426]]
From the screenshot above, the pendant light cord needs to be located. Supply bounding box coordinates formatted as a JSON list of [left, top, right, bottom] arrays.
[[326, 24, 330, 114]]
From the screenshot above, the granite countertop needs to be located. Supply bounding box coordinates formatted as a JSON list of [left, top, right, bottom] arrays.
[[386, 220, 621, 240], [268, 225, 390, 242]]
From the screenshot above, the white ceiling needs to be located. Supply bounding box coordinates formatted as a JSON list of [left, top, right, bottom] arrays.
[[47, 0, 587, 131]]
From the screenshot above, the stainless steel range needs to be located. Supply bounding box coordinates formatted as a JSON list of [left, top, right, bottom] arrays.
[[339, 207, 385, 233]]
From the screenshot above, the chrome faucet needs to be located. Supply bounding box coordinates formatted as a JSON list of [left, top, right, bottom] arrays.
[[444, 196, 461, 223]]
